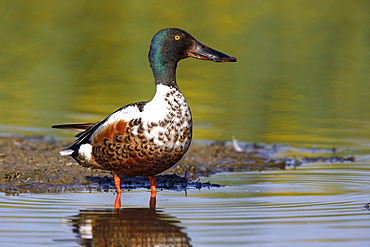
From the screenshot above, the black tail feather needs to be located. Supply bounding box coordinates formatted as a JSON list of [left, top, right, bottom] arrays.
[[51, 123, 96, 131]]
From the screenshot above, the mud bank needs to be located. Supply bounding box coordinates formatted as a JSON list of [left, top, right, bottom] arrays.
[[0, 136, 354, 194]]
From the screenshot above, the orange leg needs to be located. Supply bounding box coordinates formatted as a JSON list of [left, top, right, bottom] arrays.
[[114, 173, 121, 209], [149, 175, 157, 198], [149, 195, 156, 209]]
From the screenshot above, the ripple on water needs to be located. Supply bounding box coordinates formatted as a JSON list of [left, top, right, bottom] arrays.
[[1, 161, 370, 246]]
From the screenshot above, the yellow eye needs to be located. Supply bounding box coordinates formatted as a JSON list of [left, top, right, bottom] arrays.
[[175, 35, 180, 40]]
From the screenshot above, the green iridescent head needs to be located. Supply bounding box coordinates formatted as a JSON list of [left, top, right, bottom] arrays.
[[148, 28, 236, 85]]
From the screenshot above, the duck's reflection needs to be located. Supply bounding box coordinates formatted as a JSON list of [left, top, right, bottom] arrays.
[[66, 207, 192, 247]]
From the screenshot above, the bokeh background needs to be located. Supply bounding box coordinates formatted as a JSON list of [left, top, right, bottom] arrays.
[[0, 0, 369, 149]]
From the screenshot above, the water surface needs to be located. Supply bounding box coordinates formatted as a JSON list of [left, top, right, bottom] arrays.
[[1, 159, 370, 246]]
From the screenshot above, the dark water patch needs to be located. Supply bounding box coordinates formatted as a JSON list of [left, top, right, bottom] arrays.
[[86, 173, 223, 192]]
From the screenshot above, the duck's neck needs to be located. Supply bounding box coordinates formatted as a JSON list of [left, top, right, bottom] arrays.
[[149, 48, 178, 87]]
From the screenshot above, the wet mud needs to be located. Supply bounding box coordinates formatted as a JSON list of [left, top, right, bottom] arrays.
[[0, 136, 354, 194]]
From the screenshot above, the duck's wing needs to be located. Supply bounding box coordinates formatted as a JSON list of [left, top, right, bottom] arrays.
[[53, 117, 108, 148], [56, 117, 108, 156], [54, 101, 148, 155], [53, 122, 103, 138]]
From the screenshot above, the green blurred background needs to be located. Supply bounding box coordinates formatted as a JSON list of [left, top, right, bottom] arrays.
[[0, 0, 369, 149]]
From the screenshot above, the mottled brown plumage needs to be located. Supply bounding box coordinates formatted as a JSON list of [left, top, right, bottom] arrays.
[[86, 118, 191, 176]]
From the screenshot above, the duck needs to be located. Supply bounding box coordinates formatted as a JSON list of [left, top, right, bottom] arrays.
[[52, 28, 236, 208]]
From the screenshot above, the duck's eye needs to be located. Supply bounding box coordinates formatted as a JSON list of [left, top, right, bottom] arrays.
[[174, 35, 181, 40]]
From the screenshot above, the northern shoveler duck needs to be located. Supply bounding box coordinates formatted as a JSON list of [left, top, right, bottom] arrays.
[[52, 28, 236, 208]]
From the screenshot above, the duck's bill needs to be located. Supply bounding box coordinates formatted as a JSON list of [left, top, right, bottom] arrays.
[[187, 41, 237, 62]]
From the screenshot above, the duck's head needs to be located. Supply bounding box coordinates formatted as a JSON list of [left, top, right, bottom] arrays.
[[149, 28, 236, 84]]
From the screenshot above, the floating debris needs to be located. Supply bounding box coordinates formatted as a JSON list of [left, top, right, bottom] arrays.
[[232, 136, 244, 152]]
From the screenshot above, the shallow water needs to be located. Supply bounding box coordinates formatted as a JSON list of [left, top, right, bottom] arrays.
[[1, 159, 370, 246]]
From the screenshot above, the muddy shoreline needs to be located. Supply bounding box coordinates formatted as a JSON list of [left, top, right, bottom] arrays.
[[0, 136, 354, 194]]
